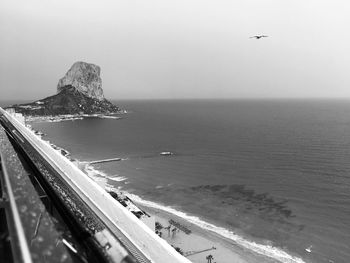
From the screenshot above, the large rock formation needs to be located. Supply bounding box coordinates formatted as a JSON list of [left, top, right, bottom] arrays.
[[8, 62, 119, 116], [57, 61, 104, 101]]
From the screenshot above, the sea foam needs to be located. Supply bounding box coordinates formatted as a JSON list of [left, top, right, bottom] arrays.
[[107, 175, 128, 182], [127, 193, 306, 263]]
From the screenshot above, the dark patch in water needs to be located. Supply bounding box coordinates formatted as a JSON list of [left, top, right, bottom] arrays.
[[145, 184, 304, 244], [190, 185, 295, 217]]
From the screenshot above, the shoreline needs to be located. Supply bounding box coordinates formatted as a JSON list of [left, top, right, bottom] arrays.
[[137, 204, 277, 263], [42, 147, 308, 263], [28, 117, 307, 263], [128, 193, 306, 263], [77, 160, 292, 263], [26, 113, 123, 123]]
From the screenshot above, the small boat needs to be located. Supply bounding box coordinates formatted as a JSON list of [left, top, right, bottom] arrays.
[[305, 245, 312, 253], [160, 151, 173, 156]]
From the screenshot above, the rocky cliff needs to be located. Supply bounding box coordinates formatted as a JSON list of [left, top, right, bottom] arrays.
[[8, 62, 119, 116], [57, 61, 104, 101]]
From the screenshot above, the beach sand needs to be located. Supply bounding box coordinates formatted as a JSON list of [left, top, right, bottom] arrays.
[[138, 205, 278, 263]]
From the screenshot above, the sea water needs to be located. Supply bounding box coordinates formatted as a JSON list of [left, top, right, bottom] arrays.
[[18, 99, 350, 263]]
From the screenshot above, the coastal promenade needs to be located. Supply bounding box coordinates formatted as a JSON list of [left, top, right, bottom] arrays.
[[0, 108, 191, 263]]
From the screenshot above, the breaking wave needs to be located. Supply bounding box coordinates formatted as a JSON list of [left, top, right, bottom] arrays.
[[127, 193, 306, 263], [106, 175, 128, 182]]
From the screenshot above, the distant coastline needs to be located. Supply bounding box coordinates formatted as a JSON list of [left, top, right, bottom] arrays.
[[25, 113, 124, 123]]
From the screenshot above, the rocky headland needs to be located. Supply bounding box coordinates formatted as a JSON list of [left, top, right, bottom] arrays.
[[8, 61, 119, 116]]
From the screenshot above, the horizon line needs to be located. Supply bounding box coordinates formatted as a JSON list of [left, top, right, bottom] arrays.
[[2, 96, 350, 103]]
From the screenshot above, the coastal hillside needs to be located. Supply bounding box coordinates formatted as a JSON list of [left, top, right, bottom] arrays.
[[8, 61, 119, 116]]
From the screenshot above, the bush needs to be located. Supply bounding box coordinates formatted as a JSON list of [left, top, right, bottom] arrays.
[[155, 221, 163, 230]]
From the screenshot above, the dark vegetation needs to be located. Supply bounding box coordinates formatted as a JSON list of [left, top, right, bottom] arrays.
[[155, 221, 163, 231], [171, 245, 184, 255]]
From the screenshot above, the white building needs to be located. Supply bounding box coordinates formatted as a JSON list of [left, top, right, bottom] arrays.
[[5, 108, 26, 125]]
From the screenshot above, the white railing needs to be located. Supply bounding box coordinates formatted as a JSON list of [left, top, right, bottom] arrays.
[[0, 108, 191, 263]]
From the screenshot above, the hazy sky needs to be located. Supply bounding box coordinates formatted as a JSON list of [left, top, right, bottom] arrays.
[[1, 0, 350, 100]]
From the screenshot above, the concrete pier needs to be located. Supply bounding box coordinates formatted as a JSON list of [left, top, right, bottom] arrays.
[[90, 157, 122, 164]]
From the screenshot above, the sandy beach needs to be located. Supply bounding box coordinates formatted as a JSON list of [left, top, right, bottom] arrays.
[[137, 204, 278, 263]]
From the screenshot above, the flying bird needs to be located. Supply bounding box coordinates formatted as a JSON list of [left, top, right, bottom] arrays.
[[250, 35, 268, 39]]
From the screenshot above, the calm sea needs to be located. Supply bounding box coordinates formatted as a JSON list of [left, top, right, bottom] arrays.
[[6, 99, 349, 263]]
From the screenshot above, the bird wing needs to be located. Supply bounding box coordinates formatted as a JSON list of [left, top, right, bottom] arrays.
[[250, 35, 269, 39]]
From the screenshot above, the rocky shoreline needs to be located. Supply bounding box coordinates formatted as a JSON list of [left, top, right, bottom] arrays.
[[26, 112, 125, 123]]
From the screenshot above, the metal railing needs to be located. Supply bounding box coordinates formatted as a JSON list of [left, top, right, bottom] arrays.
[[0, 151, 32, 263]]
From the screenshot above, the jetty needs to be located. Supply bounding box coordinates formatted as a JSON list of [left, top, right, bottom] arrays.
[[184, 246, 217, 257], [89, 157, 122, 164]]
